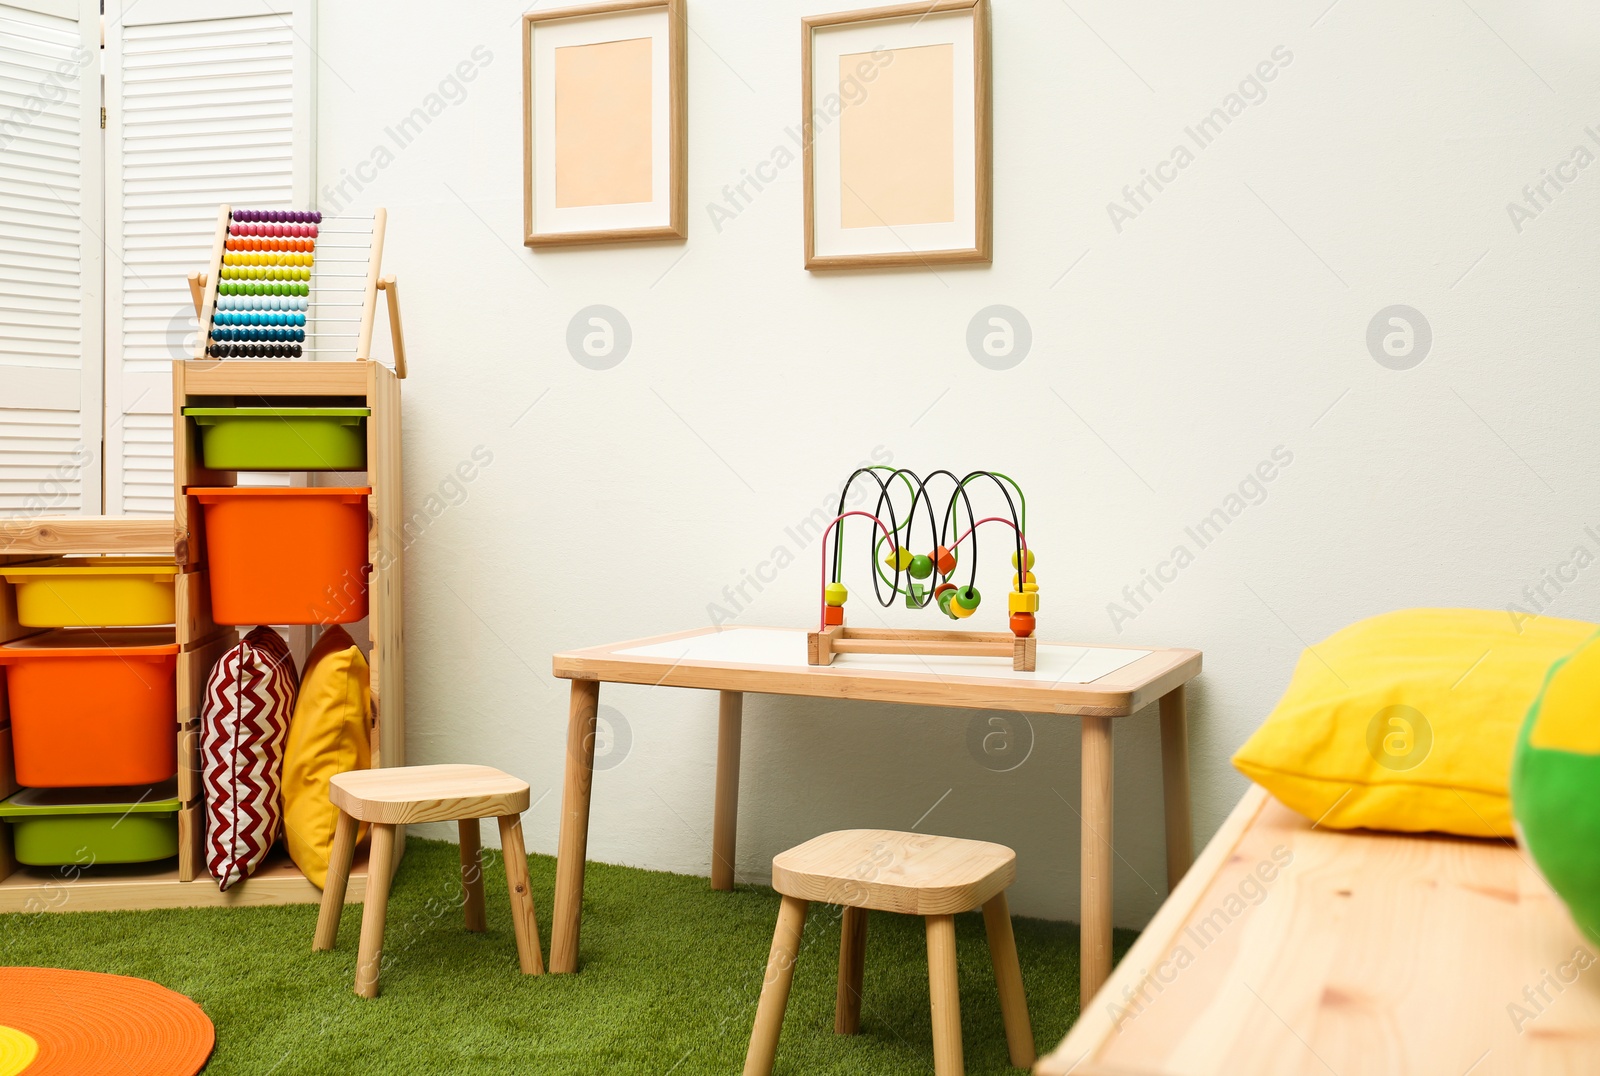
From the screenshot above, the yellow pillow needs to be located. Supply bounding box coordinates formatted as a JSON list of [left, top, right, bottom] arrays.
[[1232, 608, 1595, 837], [282, 626, 371, 888]]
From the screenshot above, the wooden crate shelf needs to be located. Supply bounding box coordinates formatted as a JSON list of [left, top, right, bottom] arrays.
[[0, 206, 408, 910], [0, 847, 379, 914]]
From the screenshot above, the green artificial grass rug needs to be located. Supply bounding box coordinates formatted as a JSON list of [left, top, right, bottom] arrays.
[[0, 839, 1133, 1074]]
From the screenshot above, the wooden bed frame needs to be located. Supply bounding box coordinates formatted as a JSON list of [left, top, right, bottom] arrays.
[[1038, 784, 1600, 1075]]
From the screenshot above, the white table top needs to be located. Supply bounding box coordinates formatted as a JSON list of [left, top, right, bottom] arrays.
[[554, 626, 1202, 717], [616, 627, 1150, 685]]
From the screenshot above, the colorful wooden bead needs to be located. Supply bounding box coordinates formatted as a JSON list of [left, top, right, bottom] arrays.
[[904, 582, 927, 608], [934, 583, 958, 619], [884, 546, 914, 571], [953, 585, 981, 610], [1011, 548, 1036, 570], [950, 599, 977, 619], [824, 582, 848, 606], [1009, 590, 1039, 614], [824, 604, 844, 626], [908, 555, 933, 580], [1010, 613, 1035, 638], [933, 546, 957, 576]]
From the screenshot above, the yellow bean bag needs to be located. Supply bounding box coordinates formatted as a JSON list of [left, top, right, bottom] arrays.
[[1233, 608, 1595, 837], [282, 626, 371, 888]]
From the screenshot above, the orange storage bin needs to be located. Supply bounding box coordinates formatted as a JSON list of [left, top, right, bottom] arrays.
[[0, 629, 179, 788], [194, 487, 370, 625]]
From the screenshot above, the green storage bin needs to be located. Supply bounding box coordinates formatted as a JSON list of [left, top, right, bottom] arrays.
[[0, 780, 180, 866], [183, 407, 369, 471]]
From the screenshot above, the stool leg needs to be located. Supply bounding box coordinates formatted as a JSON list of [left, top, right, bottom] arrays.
[[835, 906, 868, 1034], [459, 818, 486, 933], [926, 914, 964, 1076], [744, 895, 808, 1076], [314, 808, 359, 952], [982, 892, 1035, 1068], [498, 814, 545, 975], [354, 823, 397, 998]]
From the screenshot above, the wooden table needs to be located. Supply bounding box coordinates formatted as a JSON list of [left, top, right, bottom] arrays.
[[549, 625, 1201, 1000], [1038, 784, 1600, 1076]]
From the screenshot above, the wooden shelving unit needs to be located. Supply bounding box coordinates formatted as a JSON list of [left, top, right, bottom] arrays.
[[0, 206, 408, 913]]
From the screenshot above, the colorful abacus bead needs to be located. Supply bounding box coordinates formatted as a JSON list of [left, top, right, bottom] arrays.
[[884, 546, 914, 571], [1011, 548, 1036, 571], [1009, 612, 1036, 638], [824, 582, 848, 606], [908, 555, 933, 580], [933, 545, 957, 576], [904, 582, 927, 609], [824, 605, 844, 626]]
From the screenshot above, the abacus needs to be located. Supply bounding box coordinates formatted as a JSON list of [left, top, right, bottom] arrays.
[[807, 468, 1041, 671], [189, 205, 407, 375]]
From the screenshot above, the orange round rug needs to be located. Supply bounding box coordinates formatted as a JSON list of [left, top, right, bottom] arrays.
[[0, 968, 213, 1075]]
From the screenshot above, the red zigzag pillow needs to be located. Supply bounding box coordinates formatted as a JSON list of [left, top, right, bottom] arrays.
[[202, 627, 298, 891]]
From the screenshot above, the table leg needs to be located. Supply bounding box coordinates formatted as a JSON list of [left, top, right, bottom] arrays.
[[712, 690, 743, 891], [1159, 684, 1194, 891], [550, 678, 600, 974], [1080, 714, 1114, 1005]]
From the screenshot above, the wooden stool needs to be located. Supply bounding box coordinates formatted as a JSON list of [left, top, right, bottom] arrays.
[[312, 764, 545, 997], [744, 830, 1034, 1076]]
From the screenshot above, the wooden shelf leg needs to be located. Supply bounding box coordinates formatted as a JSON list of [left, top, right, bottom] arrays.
[[459, 818, 486, 933], [743, 895, 808, 1076], [712, 690, 742, 891], [1080, 715, 1114, 1005], [1159, 684, 1194, 891], [550, 679, 600, 973]]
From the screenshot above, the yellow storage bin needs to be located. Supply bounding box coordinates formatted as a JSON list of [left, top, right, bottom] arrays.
[[1, 557, 178, 627]]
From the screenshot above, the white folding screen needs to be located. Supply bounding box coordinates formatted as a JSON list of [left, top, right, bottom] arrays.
[[0, 0, 102, 516], [104, 0, 314, 515]]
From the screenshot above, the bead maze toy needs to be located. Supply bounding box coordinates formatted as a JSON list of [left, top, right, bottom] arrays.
[[808, 468, 1041, 671]]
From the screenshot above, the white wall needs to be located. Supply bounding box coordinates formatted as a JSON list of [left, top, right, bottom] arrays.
[[316, 0, 1600, 927]]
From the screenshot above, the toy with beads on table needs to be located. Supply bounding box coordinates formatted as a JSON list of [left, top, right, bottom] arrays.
[[807, 468, 1041, 672], [188, 205, 407, 372]]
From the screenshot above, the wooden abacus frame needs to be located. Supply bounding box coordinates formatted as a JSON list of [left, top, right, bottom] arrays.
[[189, 205, 408, 374]]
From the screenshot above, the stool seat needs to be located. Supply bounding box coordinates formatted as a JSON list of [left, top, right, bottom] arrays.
[[330, 763, 530, 825], [772, 829, 1016, 916]]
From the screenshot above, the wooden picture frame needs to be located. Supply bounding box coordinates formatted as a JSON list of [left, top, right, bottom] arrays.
[[801, 0, 991, 270], [522, 0, 687, 247]]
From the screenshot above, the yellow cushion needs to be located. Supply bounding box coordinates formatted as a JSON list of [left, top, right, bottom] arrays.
[[282, 626, 371, 888], [1232, 608, 1595, 837]]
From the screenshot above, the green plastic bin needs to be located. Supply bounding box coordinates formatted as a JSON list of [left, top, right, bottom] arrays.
[[0, 780, 180, 866], [183, 407, 369, 471]]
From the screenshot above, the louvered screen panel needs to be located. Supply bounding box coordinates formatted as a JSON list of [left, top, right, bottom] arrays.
[[104, 0, 315, 515], [0, 0, 102, 515]]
